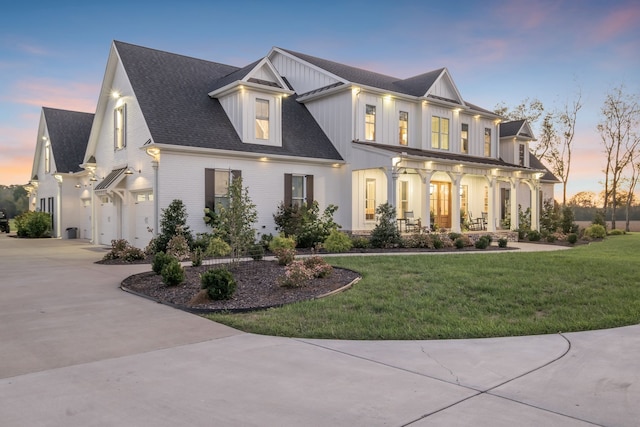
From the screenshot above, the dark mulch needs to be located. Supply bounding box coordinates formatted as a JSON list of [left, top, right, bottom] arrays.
[[121, 260, 361, 313]]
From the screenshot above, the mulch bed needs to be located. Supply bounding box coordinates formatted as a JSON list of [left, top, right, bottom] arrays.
[[121, 260, 361, 313]]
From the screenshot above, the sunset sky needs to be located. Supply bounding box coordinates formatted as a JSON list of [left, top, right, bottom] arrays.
[[1, 0, 638, 200]]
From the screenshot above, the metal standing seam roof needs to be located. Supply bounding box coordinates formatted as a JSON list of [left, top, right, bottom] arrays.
[[94, 167, 127, 191]]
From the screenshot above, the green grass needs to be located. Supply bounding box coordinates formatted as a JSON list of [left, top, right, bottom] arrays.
[[206, 234, 640, 340]]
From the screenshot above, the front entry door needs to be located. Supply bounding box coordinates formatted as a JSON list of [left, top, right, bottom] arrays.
[[430, 181, 451, 229]]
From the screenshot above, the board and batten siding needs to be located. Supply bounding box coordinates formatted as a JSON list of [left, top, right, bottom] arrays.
[[270, 52, 341, 95]]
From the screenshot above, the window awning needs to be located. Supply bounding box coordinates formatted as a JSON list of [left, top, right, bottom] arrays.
[[94, 167, 127, 192]]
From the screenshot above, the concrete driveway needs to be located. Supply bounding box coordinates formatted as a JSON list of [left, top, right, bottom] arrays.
[[0, 235, 638, 426]]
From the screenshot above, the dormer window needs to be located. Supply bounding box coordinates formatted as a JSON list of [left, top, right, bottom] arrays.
[[114, 104, 127, 150], [255, 99, 270, 140], [519, 144, 525, 166], [44, 142, 51, 173]]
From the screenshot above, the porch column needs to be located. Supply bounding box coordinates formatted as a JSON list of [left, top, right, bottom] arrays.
[[530, 179, 540, 230], [484, 176, 497, 232], [448, 172, 462, 233], [386, 167, 399, 209], [510, 178, 519, 230], [54, 174, 63, 238], [418, 169, 433, 231]]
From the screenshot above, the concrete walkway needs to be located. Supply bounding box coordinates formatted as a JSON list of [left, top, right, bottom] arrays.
[[0, 235, 637, 426]]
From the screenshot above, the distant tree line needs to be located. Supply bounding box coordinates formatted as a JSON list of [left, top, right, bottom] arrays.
[[0, 185, 29, 218]]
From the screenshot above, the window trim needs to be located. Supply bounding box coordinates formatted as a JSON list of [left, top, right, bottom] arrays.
[[44, 142, 51, 173], [114, 103, 127, 151], [284, 174, 314, 208], [519, 144, 526, 166], [204, 168, 241, 212], [431, 116, 450, 150], [255, 98, 270, 140], [399, 111, 408, 146], [365, 178, 376, 221], [461, 123, 469, 154], [484, 128, 491, 157], [365, 104, 376, 141]]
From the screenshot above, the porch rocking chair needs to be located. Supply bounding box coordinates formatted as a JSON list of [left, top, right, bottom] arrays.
[[468, 212, 483, 231], [404, 211, 420, 232]]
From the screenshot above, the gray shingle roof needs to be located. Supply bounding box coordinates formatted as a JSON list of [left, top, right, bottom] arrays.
[[528, 153, 560, 182], [500, 120, 526, 138], [42, 107, 94, 173], [115, 41, 342, 161]]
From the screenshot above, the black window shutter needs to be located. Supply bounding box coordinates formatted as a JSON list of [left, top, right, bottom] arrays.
[[284, 173, 292, 207], [306, 175, 314, 206], [204, 168, 215, 210]]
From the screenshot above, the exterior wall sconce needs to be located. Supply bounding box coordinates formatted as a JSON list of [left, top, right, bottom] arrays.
[[90, 176, 98, 182], [125, 167, 141, 175], [75, 184, 81, 188]]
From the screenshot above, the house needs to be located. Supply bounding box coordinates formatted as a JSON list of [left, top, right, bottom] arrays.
[[29, 41, 556, 247], [28, 107, 94, 239]]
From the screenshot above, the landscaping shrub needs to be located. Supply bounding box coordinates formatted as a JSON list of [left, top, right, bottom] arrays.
[[273, 201, 339, 248], [152, 200, 194, 253], [303, 256, 333, 278], [167, 232, 190, 260], [258, 233, 273, 251], [323, 230, 353, 253], [498, 237, 508, 248], [448, 232, 462, 241], [206, 237, 232, 257], [584, 224, 606, 239], [454, 237, 465, 249], [200, 269, 237, 300], [432, 236, 444, 249], [14, 211, 51, 238], [546, 234, 557, 243], [191, 247, 203, 267], [608, 229, 625, 236], [161, 258, 185, 286], [248, 244, 264, 260], [269, 234, 296, 251], [560, 206, 578, 234], [474, 236, 490, 249], [350, 235, 370, 249], [369, 202, 401, 248], [216, 177, 258, 262], [278, 260, 314, 288], [567, 233, 578, 244], [192, 233, 212, 252], [103, 239, 145, 262], [273, 248, 296, 265], [403, 233, 433, 249], [527, 230, 542, 241], [152, 251, 174, 274]]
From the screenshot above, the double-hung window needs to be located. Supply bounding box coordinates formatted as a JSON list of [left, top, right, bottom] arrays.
[[255, 99, 270, 140], [431, 116, 449, 150], [114, 104, 126, 150], [204, 169, 241, 211], [365, 105, 376, 141], [461, 123, 469, 154], [484, 128, 491, 157], [399, 111, 408, 145], [44, 142, 51, 173], [519, 144, 525, 166], [284, 174, 314, 208]]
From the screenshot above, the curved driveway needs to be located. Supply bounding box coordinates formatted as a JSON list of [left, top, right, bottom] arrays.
[[0, 235, 638, 426]]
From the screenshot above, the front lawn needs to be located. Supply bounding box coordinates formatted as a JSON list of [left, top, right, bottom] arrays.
[[206, 234, 640, 339]]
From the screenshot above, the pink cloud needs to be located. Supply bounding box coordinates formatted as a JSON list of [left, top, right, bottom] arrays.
[[7, 78, 98, 112], [0, 155, 33, 185], [591, 4, 640, 43]]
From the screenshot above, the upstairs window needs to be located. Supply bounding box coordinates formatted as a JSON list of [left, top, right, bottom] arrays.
[[365, 105, 376, 141], [204, 169, 241, 212], [461, 123, 469, 154], [255, 99, 270, 140], [484, 128, 491, 157], [114, 104, 127, 150], [399, 111, 408, 145], [44, 142, 51, 173], [284, 174, 314, 208], [431, 116, 449, 150], [519, 144, 526, 166]]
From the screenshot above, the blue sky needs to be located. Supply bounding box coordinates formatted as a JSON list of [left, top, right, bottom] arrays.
[[1, 0, 639, 199]]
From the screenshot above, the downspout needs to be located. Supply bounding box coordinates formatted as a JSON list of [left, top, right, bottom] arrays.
[[152, 160, 159, 235], [54, 174, 63, 238]]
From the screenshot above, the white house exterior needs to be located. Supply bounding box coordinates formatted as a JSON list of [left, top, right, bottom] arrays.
[[28, 108, 94, 239], [30, 41, 557, 247]]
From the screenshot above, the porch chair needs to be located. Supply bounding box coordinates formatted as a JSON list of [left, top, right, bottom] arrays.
[[404, 211, 420, 232], [480, 212, 488, 230], [467, 211, 483, 231]]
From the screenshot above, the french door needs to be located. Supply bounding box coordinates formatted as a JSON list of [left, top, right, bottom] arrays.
[[430, 181, 451, 229]]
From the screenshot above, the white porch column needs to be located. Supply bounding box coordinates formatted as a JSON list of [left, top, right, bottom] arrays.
[[54, 174, 63, 238], [386, 167, 399, 209], [531, 179, 540, 230], [418, 170, 433, 231], [510, 178, 519, 230], [448, 172, 462, 233], [485, 176, 497, 232]]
